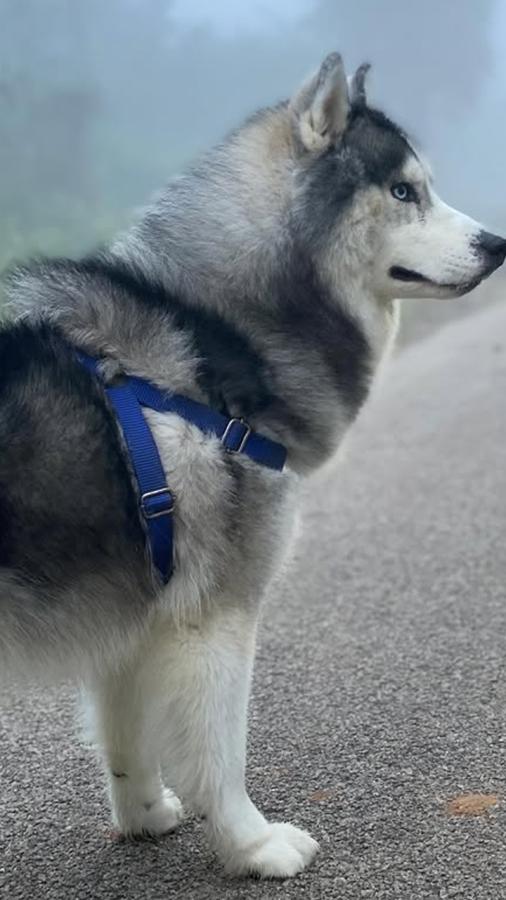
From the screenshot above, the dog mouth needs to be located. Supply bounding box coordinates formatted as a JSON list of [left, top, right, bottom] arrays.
[[389, 266, 482, 294], [389, 266, 430, 284]]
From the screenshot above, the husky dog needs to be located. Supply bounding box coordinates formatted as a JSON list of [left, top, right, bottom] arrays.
[[1, 53, 505, 879]]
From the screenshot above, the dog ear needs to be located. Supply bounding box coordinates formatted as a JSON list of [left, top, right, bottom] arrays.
[[291, 52, 350, 153], [349, 63, 371, 109]]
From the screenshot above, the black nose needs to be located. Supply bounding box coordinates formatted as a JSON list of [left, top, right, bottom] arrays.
[[476, 230, 506, 262]]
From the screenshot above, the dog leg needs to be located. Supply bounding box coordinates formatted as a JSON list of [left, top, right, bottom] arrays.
[[83, 663, 184, 838], [156, 607, 319, 878]]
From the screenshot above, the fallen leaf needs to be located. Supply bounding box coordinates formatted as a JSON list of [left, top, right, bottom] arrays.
[[308, 788, 337, 803], [445, 793, 499, 817]]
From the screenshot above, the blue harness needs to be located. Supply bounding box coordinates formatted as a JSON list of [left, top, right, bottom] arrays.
[[78, 353, 286, 584]]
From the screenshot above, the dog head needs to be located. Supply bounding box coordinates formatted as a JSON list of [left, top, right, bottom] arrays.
[[289, 53, 506, 300]]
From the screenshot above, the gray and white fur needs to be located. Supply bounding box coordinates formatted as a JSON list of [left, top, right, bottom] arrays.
[[1, 53, 505, 878]]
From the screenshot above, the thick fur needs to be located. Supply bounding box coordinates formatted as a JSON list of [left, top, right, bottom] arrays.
[[1, 54, 505, 878]]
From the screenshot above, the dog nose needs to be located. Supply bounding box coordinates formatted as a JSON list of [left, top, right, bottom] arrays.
[[476, 230, 506, 263]]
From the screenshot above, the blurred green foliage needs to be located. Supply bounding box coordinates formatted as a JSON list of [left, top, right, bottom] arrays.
[[0, 0, 184, 280]]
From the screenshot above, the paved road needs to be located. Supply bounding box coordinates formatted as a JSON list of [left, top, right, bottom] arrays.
[[2, 300, 506, 900]]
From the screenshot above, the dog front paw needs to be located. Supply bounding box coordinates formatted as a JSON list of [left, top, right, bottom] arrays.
[[226, 822, 319, 879], [115, 787, 184, 838]]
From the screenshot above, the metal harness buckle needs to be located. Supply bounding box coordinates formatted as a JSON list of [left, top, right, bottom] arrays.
[[221, 417, 252, 454], [141, 487, 175, 519]]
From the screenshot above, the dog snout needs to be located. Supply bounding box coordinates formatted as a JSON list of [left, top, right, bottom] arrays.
[[475, 230, 506, 271]]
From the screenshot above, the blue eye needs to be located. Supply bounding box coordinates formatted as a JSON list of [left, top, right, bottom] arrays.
[[391, 182, 412, 202]]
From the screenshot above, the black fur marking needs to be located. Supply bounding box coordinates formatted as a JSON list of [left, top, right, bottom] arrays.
[[297, 106, 412, 246], [0, 321, 146, 583], [48, 255, 313, 442], [70, 256, 278, 419], [346, 106, 412, 185], [273, 251, 372, 414], [77, 255, 369, 430], [300, 147, 364, 241], [11, 249, 370, 454]]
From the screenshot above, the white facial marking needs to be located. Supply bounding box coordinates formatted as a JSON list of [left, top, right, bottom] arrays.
[[376, 152, 492, 299]]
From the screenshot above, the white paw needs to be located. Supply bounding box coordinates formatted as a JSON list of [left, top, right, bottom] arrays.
[[140, 788, 184, 836], [116, 788, 184, 838], [227, 822, 319, 879]]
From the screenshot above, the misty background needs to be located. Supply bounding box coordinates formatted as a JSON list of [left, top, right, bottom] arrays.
[[1, 0, 505, 307]]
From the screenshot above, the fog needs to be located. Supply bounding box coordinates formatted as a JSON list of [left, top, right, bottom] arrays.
[[1, 0, 505, 271]]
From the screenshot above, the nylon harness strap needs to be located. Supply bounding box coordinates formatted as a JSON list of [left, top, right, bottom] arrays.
[[77, 352, 286, 584]]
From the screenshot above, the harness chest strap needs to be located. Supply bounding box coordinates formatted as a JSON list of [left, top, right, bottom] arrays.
[[77, 352, 286, 583]]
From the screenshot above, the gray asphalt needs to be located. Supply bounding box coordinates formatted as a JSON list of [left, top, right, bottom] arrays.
[[2, 300, 506, 900]]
